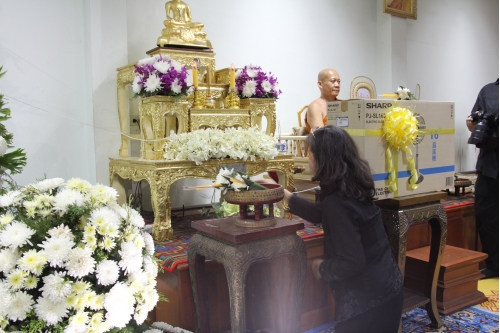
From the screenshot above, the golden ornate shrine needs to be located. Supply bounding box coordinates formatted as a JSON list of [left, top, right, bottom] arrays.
[[112, 0, 292, 241]]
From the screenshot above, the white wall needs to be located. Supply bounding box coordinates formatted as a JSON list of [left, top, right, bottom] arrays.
[[0, 0, 497, 208], [89, 0, 128, 184], [405, 0, 499, 172], [0, 0, 96, 185]]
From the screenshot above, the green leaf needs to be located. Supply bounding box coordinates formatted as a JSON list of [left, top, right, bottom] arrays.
[[242, 177, 268, 190], [0, 148, 27, 174], [0, 111, 11, 122]]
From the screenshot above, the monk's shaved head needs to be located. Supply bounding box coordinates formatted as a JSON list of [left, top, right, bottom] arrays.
[[318, 69, 339, 82]]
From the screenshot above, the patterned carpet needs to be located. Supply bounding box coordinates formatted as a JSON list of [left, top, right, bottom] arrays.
[[154, 219, 195, 272], [305, 278, 499, 333], [475, 278, 499, 314], [401, 307, 498, 333], [305, 307, 498, 333], [440, 193, 474, 209]]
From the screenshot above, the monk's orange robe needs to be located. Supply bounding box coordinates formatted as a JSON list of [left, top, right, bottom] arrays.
[[305, 115, 328, 134]]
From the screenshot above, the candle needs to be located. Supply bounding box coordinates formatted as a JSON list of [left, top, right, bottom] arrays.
[[192, 61, 198, 88], [229, 63, 235, 90]]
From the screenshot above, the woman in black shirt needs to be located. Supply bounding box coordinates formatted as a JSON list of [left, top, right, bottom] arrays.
[[263, 125, 403, 332]]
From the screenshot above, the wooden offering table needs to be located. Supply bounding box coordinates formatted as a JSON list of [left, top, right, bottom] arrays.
[[187, 217, 307, 333], [376, 192, 448, 332]]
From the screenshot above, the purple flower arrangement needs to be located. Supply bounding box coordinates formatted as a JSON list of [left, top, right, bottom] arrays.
[[235, 64, 282, 99], [132, 55, 192, 98]]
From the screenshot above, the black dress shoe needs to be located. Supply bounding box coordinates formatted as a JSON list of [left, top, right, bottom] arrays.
[[480, 268, 499, 279]]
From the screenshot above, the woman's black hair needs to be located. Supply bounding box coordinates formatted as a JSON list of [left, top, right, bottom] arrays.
[[306, 125, 376, 204]]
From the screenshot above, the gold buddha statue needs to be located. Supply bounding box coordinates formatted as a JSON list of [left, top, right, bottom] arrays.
[[157, 0, 212, 49]]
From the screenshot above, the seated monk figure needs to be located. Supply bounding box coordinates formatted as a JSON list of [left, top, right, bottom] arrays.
[[269, 71, 340, 184], [304, 68, 341, 133], [165, 0, 203, 28], [157, 0, 212, 48]]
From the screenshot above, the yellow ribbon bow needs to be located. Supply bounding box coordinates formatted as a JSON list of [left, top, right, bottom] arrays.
[[382, 106, 420, 193]]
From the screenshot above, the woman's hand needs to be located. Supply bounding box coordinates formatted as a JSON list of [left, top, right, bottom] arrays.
[[311, 258, 324, 280], [256, 178, 293, 207]]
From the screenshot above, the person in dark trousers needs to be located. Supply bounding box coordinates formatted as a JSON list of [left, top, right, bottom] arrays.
[[259, 125, 403, 333], [466, 78, 499, 279]]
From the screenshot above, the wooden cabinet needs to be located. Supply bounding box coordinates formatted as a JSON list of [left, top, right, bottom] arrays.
[[406, 201, 478, 251]]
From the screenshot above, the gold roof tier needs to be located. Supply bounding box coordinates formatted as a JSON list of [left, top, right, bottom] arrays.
[[157, 0, 212, 49]]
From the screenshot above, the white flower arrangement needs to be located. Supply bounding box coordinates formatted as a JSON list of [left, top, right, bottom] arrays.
[[163, 127, 279, 165], [395, 86, 417, 100], [0, 177, 161, 333], [213, 167, 267, 193]]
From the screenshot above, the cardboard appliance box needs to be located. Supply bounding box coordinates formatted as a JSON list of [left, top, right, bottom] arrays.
[[327, 99, 455, 198]]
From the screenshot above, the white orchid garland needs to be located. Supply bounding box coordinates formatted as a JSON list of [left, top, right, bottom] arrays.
[[163, 127, 279, 165]]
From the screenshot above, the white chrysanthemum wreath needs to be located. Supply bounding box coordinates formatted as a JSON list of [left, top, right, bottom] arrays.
[[0, 177, 162, 333]]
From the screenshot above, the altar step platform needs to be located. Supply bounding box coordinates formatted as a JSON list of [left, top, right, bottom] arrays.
[[405, 245, 488, 316], [149, 194, 481, 332]]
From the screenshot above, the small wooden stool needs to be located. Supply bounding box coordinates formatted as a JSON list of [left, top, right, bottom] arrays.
[[404, 245, 488, 315], [187, 217, 307, 333]]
